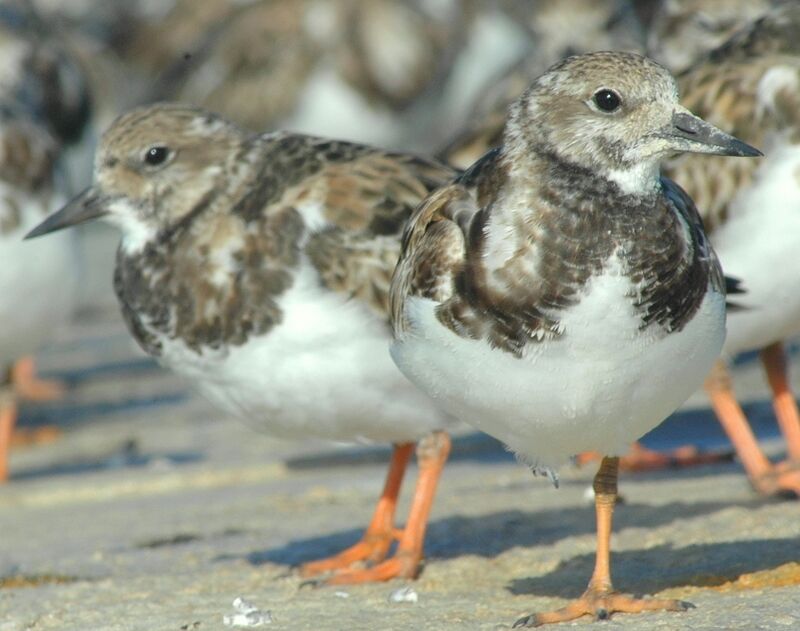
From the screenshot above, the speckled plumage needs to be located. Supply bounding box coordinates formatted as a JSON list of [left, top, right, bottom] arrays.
[[390, 50, 758, 626], [397, 156, 718, 358], [391, 51, 752, 467], [26, 101, 468, 577], [88, 106, 454, 362], [30, 102, 460, 445]]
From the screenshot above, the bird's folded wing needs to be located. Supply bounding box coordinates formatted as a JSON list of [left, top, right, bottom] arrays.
[[304, 150, 457, 320], [389, 183, 476, 335]]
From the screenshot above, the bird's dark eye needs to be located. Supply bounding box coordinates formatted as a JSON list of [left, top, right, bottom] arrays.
[[144, 146, 170, 166], [593, 89, 622, 113]]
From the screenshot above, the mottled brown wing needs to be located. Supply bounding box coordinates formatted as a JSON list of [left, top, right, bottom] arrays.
[[313, 152, 457, 235], [305, 151, 457, 320], [306, 229, 401, 319], [389, 184, 476, 336]]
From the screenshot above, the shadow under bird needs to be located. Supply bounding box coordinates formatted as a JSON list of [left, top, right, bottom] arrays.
[[389, 51, 760, 627], [26, 102, 461, 585]]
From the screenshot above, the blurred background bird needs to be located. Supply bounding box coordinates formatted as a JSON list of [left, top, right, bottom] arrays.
[[0, 0, 93, 480]]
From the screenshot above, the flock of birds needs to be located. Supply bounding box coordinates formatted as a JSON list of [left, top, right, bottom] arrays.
[[1, 0, 800, 626]]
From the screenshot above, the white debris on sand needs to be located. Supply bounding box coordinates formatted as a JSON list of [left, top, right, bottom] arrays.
[[388, 586, 419, 604], [223, 597, 272, 627]]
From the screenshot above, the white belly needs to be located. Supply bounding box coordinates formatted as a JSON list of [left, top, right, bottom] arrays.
[[712, 143, 800, 356], [392, 267, 726, 468], [155, 262, 452, 444], [0, 191, 78, 365]]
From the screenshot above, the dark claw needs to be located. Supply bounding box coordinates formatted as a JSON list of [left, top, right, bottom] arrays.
[[679, 600, 696, 611], [595, 607, 609, 620], [512, 614, 537, 628]]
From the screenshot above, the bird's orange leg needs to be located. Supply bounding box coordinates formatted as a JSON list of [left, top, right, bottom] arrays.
[[11, 356, 65, 401], [0, 396, 17, 482], [760, 342, 800, 462], [514, 457, 691, 627], [323, 431, 451, 585], [706, 360, 800, 496], [575, 441, 730, 472], [300, 443, 413, 577]]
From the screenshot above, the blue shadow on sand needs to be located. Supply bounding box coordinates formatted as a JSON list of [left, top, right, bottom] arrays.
[[244, 496, 775, 567]]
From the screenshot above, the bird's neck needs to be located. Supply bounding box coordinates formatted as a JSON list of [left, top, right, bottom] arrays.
[[499, 145, 661, 217]]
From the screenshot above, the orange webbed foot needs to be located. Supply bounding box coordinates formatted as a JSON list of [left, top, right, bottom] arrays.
[[318, 551, 421, 585], [513, 589, 693, 627], [299, 528, 402, 577], [751, 460, 800, 498]]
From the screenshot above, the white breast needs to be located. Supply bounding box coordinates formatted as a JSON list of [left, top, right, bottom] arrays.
[[154, 260, 454, 444], [392, 257, 726, 468]]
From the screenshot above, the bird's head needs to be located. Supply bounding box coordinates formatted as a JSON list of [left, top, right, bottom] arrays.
[[505, 51, 761, 195], [26, 103, 248, 251]]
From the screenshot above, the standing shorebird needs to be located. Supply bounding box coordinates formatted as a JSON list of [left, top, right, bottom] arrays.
[[25, 103, 459, 584], [390, 52, 760, 625]]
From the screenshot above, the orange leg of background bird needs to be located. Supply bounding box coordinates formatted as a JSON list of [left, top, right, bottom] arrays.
[[0, 399, 16, 482], [761, 342, 800, 462], [11, 356, 65, 401], [323, 431, 451, 585], [706, 360, 800, 496], [575, 441, 730, 473], [300, 442, 414, 577], [513, 457, 691, 628]]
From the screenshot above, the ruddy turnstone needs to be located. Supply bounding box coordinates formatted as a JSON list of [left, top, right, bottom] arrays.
[[0, 105, 77, 481], [26, 103, 459, 583], [390, 52, 760, 625], [663, 3, 800, 496]]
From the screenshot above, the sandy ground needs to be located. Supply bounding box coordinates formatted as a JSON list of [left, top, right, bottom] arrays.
[[2, 309, 800, 631]]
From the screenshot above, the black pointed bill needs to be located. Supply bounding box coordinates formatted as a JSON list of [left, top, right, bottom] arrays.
[[667, 111, 762, 158], [25, 187, 108, 239]]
